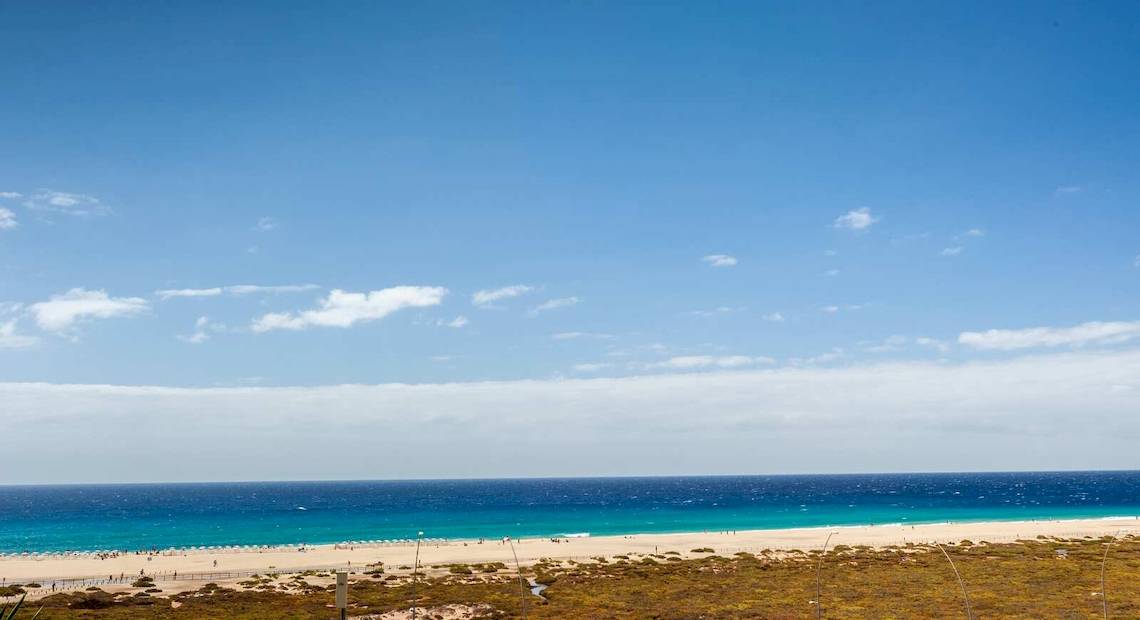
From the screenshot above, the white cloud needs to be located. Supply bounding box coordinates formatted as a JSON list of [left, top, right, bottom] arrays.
[[762, 312, 785, 322], [864, 335, 950, 354], [529, 296, 580, 315], [442, 315, 469, 328], [6, 349, 1140, 481], [254, 217, 278, 231], [833, 207, 878, 231], [472, 285, 534, 307], [701, 254, 738, 268], [965, 228, 985, 237], [688, 306, 743, 318], [822, 304, 864, 314], [1133, 254, 1140, 269], [1054, 185, 1082, 196], [29, 288, 149, 332], [864, 335, 909, 353], [226, 284, 319, 296], [0, 319, 38, 349], [156, 284, 319, 300], [941, 246, 964, 257], [647, 355, 775, 370], [156, 287, 224, 300], [0, 208, 17, 230], [252, 286, 447, 332], [824, 269, 840, 277], [572, 362, 612, 373], [791, 347, 846, 365], [177, 316, 223, 344], [0, 192, 23, 199], [915, 337, 950, 353], [23, 191, 109, 216], [824, 249, 837, 256], [959, 320, 1140, 351], [552, 332, 612, 340]]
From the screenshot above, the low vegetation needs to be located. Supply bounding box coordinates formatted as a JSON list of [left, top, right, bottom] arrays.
[[8, 536, 1140, 618]]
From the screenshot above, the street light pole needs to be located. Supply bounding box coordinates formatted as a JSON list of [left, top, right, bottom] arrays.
[[410, 531, 423, 620], [506, 536, 528, 620], [814, 531, 836, 620]]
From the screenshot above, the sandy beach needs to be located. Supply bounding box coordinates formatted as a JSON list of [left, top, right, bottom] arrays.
[[3, 517, 1135, 592]]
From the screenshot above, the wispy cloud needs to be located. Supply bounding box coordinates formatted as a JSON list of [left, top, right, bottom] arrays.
[[0, 319, 38, 349], [156, 287, 224, 299], [23, 191, 110, 217], [687, 306, 743, 318], [441, 315, 469, 328], [0, 208, 16, 230], [863, 335, 950, 354], [529, 296, 580, 316], [572, 362, 613, 373], [834, 207, 878, 231], [790, 347, 846, 365], [227, 284, 318, 296], [472, 285, 534, 307], [177, 316, 225, 344], [156, 284, 319, 300], [701, 254, 738, 268], [959, 320, 1140, 351], [863, 335, 909, 353], [965, 228, 985, 237], [254, 217, 278, 231], [29, 288, 149, 332], [552, 331, 613, 340], [941, 246, 963, 257], [0, 192, 22, 199], [1054, 185, 1082, 196], [824, 268, 840, 277], [762, 312, 785, 322], [251, 286, 447, 332], [821, 304, 864, 314], [915, 337, 950, 353], [646, 355, 774, 370]]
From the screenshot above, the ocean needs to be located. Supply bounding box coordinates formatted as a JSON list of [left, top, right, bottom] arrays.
[[2, 471, 1139, 553]]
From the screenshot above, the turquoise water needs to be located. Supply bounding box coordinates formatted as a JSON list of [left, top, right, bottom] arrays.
[[1, 472, 1138, 552]]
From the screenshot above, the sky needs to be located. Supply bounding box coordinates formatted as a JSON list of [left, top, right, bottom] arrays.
[[1, 1, 1139, 483]]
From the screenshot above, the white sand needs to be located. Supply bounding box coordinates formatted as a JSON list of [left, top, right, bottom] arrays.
[[3, 517, 1135, 588]]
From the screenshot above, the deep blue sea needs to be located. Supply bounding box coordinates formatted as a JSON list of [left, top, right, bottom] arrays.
[[2, 472, 1139, 553]]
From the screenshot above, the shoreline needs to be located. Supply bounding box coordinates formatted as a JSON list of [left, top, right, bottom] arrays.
[[2, 516, 1136, 587], [5, 510, 1140, 557]]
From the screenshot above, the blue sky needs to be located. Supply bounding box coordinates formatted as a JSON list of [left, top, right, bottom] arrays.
[[2, 2, 1139, 481]]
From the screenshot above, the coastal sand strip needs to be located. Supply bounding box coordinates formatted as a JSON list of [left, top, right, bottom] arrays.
[[2, 517, 1136, 584]]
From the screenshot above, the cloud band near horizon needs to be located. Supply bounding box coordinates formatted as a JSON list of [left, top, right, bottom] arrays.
[[3, 348, 1138, 483]]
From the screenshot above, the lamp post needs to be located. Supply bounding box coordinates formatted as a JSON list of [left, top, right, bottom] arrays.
[[814, 531, 836, 620], [505, 536, 528, 620], [934, 542, 973, 620], [410, 531, 423, 620], [1101, 531, 1118, 620]]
